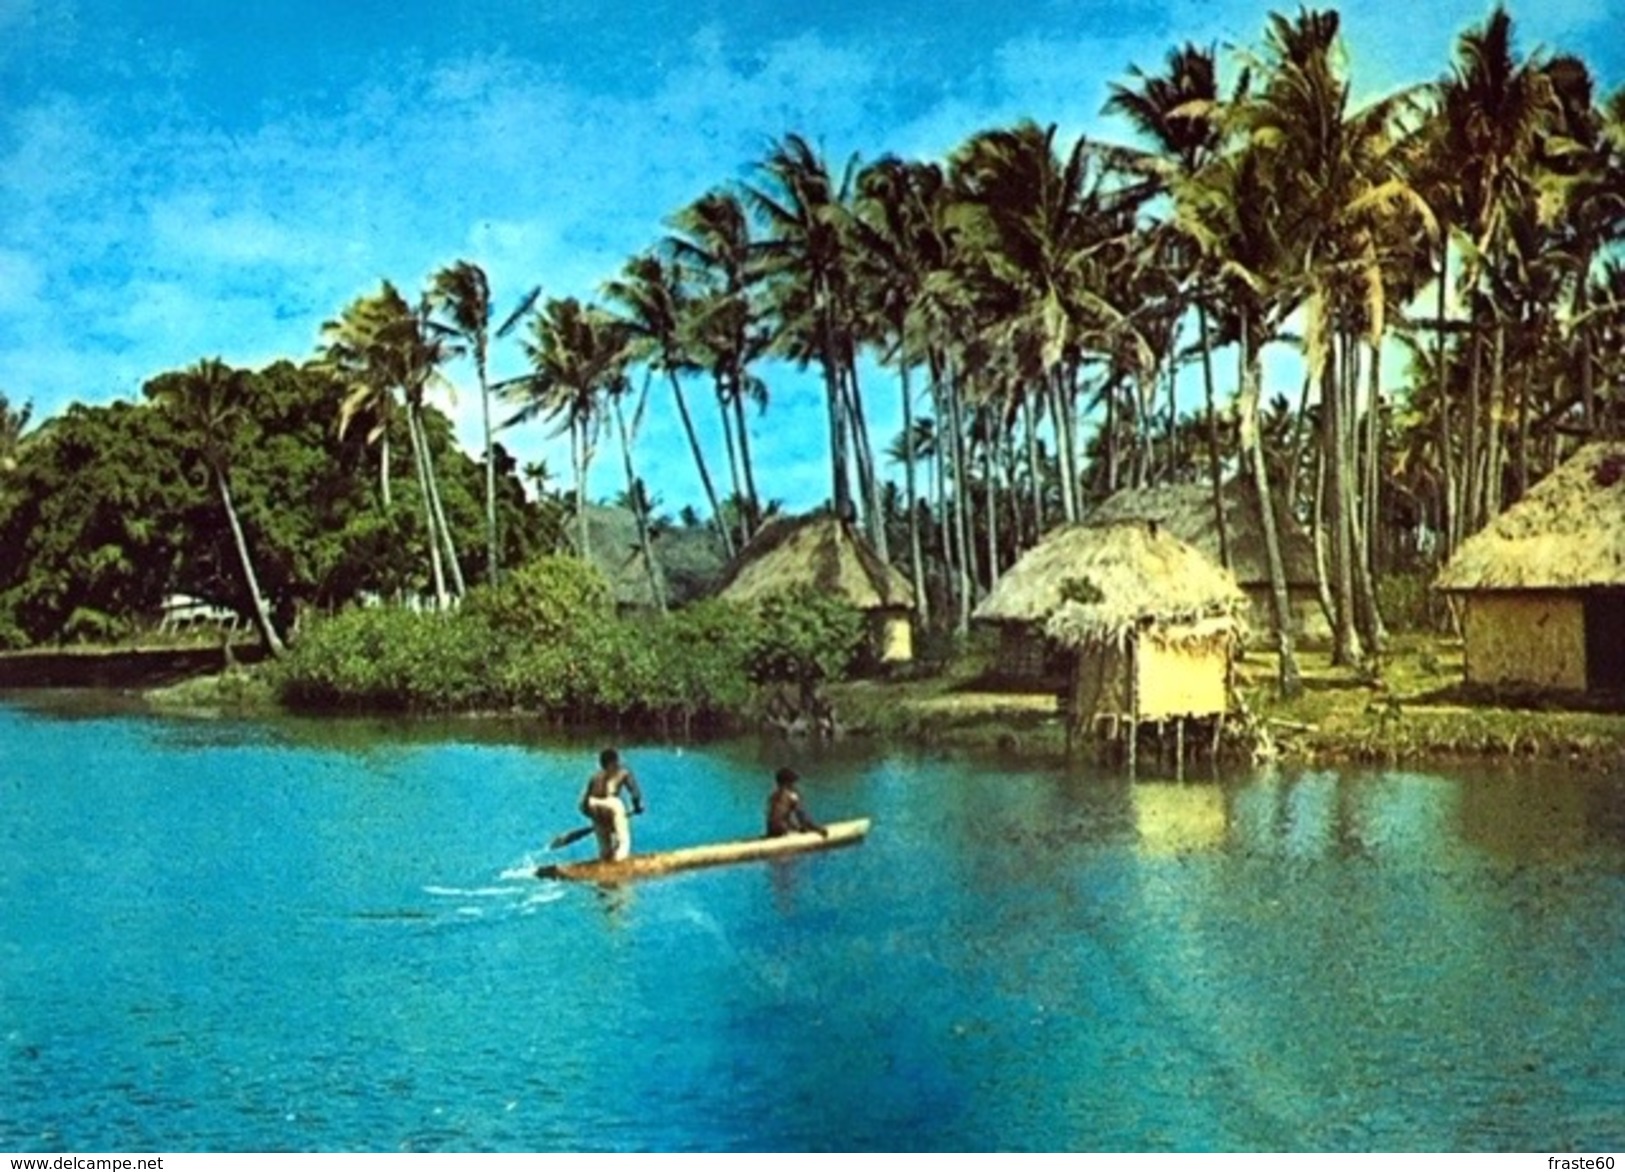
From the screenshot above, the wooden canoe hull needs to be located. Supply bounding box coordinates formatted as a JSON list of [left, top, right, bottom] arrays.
[[535, 818, 871, 883]]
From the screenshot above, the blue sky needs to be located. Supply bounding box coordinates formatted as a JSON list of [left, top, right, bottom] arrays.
[[2, 0, 1621, 515]]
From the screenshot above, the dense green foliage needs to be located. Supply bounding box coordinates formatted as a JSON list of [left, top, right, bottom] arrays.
[[9, 5, 1625, 717], [745, 585, 866, 704], [272, 564, 858, 727], [0, 362, 554, 647]]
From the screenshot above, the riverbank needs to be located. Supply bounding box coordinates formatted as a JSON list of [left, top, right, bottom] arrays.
[[37, 632, 1625, 769], [826, 633, 1625, 770]]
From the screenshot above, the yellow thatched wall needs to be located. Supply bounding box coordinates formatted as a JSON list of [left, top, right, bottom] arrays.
[[1135, 639, 1231, 720], [1067, 629, 1232, 728], [873, 612, 914, 663], [1462, 593, 1585, 691]]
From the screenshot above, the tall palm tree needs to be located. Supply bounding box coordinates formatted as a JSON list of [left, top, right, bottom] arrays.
[[321, 282, 465, 607], [505, 297, 631, 569], [667, 190, 767, 543], [749, 134, 885, 553], [1433, 5, 1560, 540], [1240, 8, 1433, 662], [852, 155, 953, 622], [602, 252, 734, 558], [146, 359, 286, 657], [1175, 137, 1302, 697], [1106, 42, 1235, 566], [427, 260, 540, 587]]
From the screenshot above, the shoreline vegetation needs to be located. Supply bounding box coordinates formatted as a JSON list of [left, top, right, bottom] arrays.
[[11, 627, 1623, 771], [6, 8, 1625, 769]]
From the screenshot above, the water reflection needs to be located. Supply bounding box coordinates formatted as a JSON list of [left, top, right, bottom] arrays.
[[1131, 782, 1226, 855]]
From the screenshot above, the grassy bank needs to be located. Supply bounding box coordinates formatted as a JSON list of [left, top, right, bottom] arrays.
[[829, 633, 1625, 770], [132, 631, 1625, 770]]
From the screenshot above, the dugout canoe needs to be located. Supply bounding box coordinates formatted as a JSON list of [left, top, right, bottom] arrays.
[[535, 818, 871, 883]]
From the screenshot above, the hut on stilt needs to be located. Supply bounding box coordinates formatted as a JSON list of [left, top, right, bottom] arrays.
[[974, 520, 1248, 765]]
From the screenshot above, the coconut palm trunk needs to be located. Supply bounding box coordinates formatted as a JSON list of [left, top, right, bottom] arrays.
[[611, 390, 666, 613], [1197, 302, 1231, 572], [899, 363, 928, 622], [212, 468, 285, 657], [666, 370, 732, 558], [1240, 309, 1301, 698], [1323, 339, 1362, 667], [412, 405, 467, 600], [1434, 238, 1457, 560], [404, 406, 450, 609]]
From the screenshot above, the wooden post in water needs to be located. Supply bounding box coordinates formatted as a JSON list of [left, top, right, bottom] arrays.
[[1127, 637, 1138, 778]]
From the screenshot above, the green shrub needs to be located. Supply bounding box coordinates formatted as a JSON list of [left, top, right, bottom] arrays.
[[274, 605, 498, 711], [747, 586, 864, 704], [462, 555, 612, 639]]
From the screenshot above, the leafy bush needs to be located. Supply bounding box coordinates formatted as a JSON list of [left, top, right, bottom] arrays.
[[746, 585, 864, 705], [276, 581, 762, 731], [273, 605, 499, 711], [462, 555, 612, 639]]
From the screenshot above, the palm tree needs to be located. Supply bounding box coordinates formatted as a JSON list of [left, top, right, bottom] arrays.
[[1240, 8, 1434, 662], [1106, 42, 1234, 566], [852, 155, 950, 622], [317, 296, 398, 510], [1433, 6, 1560, 540], [749, 135, 886, 552], [505, 297, 631, 569], [146, 359, 286, 657], [427, 260, 540, 587], [322, 282, 466, 607], [1175, 135, 1303, 697], [602, 252, 734, 558], [666, 191, 767, 542]]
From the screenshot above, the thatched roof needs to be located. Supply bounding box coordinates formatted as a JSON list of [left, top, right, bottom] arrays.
[[974, 520, 1248, 647], [1436, 442, 1625, 591], [715, 513, 914, 612], [565, 505, 667, 607], [1088, 479, 1316, 588]]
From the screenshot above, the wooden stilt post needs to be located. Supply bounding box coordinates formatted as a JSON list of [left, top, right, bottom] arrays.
[[1176, 718, 1185, 781], [1127, 637, 1138, 779]]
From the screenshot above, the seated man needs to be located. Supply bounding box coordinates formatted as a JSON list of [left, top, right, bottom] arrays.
[[765, 767, 827, 838]]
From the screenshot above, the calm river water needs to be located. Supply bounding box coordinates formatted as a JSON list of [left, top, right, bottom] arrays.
[[3, 692, 1624, 1152]]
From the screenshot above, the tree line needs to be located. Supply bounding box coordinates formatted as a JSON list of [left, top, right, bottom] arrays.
[[3, 5, 1622, 701]]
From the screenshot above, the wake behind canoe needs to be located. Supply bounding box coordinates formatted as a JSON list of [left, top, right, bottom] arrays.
[[535, 818, 871, 883]]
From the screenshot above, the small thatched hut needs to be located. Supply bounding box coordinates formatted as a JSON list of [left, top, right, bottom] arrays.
[[715, 513, 915, 662], [1089, 480, 1320, 639], [1435, 442, 1625, 695], [974, 521, 1248, 745]]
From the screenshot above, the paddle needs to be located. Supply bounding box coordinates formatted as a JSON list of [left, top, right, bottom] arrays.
[[546, 806, 642, 851], [548, 824, 596, 851]]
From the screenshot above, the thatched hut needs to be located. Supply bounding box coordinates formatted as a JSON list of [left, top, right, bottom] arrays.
[[715, 513, 915, 662], [1434, 442, 1625, 695], [974, 521, 1247, 749], [1089, 480, 1321, 639]]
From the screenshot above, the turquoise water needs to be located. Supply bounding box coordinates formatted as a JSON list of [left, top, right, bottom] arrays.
[[3, 693, 1624, 1152]]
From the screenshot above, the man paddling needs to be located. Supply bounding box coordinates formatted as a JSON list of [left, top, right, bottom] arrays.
[[765, 767, 828, 838], [580, 748, 644, 861]]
